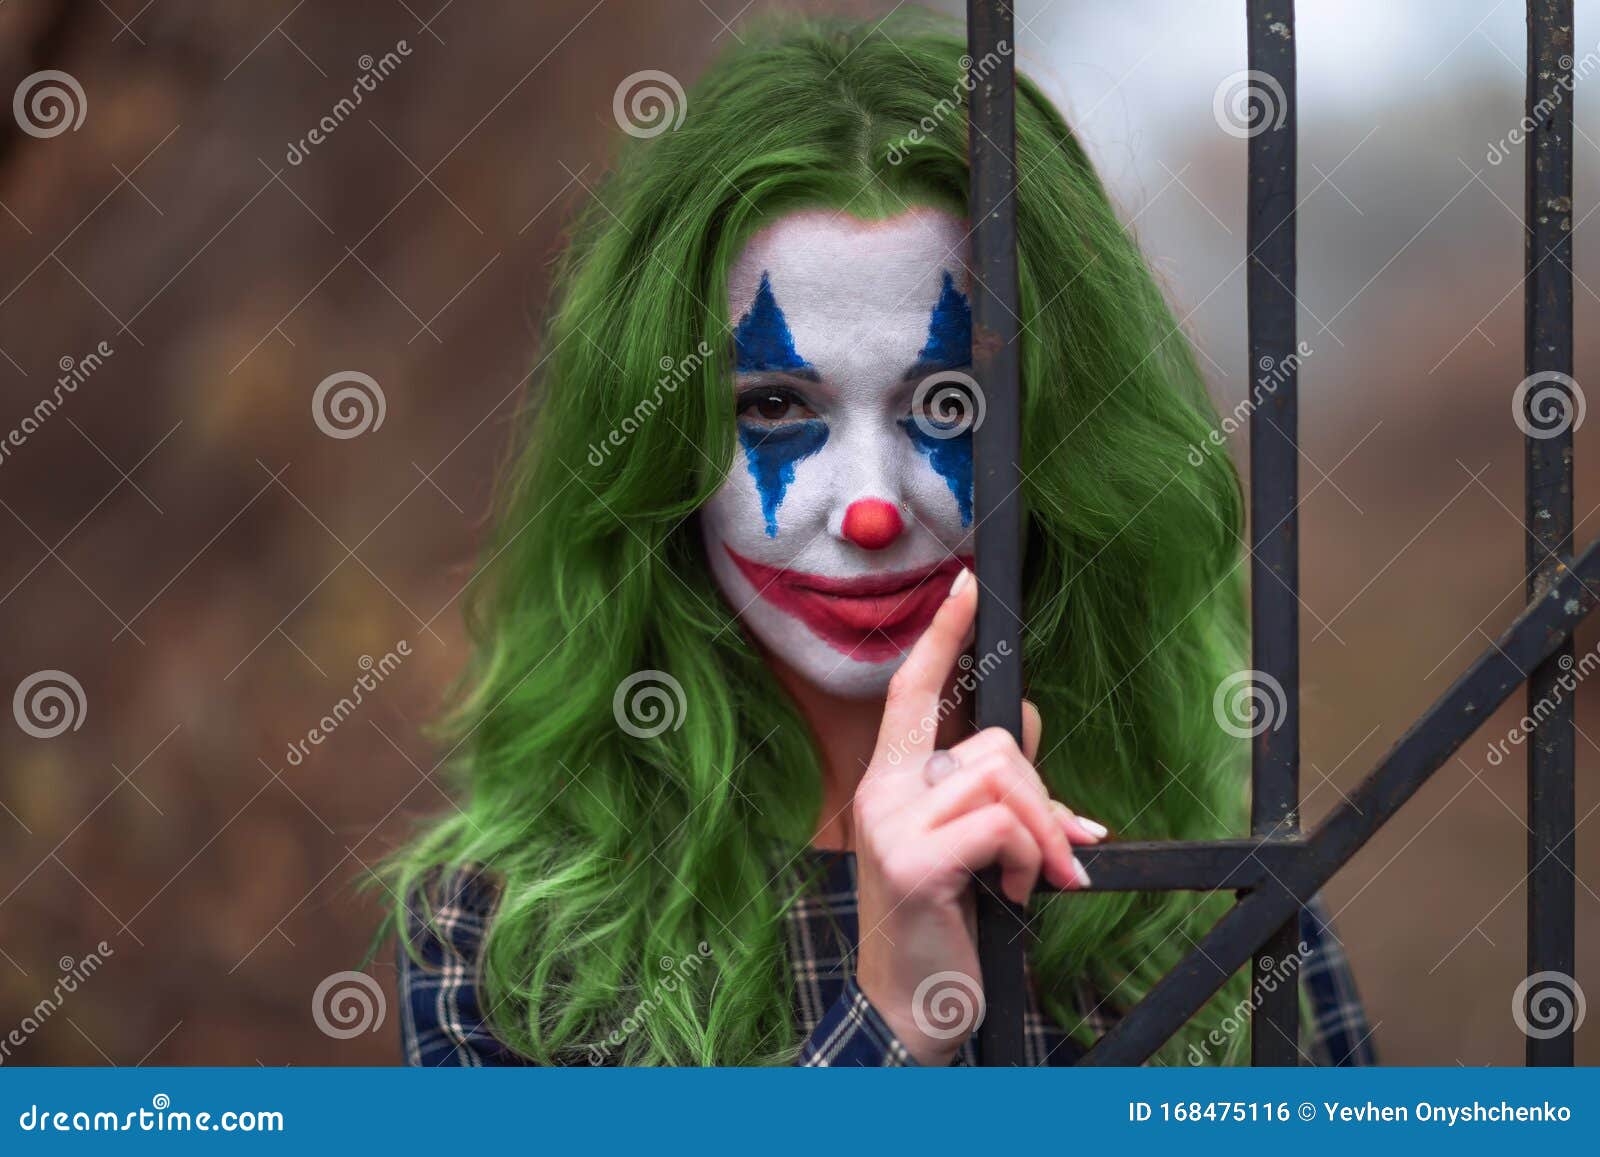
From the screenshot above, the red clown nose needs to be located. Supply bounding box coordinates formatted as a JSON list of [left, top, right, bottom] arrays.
[[841, 499, 904, 551]]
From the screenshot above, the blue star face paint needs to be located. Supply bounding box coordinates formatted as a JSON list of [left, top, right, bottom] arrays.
[[911, 271, 973, 377], [901, 418, 973, 526], [738, 418, 829, 536], [703, 208, 978, 698], [734, 273, 811, 374]]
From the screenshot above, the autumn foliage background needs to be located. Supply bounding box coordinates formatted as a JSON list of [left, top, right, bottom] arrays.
[[0, 0, 1596, 1064]]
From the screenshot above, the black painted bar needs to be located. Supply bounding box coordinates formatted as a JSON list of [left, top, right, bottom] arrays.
[[966, 0, 1028, 1067], [1523, 0, 1576, 1068], [1080, 529, 1600, 1064], [1245, 0, 1301, 1066], [1068, 839, 1308, 892]]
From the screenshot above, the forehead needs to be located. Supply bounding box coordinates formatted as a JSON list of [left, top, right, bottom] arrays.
[[728, 209, 970, 370]]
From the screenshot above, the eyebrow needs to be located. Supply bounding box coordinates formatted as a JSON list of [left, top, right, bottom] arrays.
[[901, 359, 969, 383], [737, 366, 822, 383]]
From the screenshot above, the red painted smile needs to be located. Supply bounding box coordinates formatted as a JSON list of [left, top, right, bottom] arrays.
[[725, 546, 973, 662]]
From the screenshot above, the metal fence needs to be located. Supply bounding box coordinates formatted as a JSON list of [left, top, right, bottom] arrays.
[[965, 0, 1581, 1066]]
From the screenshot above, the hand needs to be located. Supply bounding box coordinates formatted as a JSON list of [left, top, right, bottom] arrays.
[[851, 567, 1106, 1066]]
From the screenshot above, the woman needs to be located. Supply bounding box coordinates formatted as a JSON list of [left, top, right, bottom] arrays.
[[390, 16, 1374, 1067]]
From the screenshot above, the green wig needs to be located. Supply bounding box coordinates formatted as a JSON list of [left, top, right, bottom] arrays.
[[388, 15, 1253, 1065]]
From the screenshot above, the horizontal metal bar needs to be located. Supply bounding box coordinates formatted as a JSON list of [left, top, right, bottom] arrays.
[[1038, 840, 1309, 893], [1080, 530, 1600, 1065]]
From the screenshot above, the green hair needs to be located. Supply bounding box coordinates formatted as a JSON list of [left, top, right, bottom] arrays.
[[387, 15, 1253, 1066]]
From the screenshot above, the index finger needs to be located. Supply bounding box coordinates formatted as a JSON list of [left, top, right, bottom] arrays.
[[872, 566, 977, 766]]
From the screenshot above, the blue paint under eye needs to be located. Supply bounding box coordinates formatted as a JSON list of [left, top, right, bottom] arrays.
[[734, 272, 811, 373], [739, 419, 829, 536], [902, 419, 973, 527], [910, 271, 973, 376]]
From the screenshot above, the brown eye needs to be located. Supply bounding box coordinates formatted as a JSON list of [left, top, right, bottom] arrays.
[[755, 392, 792, 420], [736, 385, 817, 426]]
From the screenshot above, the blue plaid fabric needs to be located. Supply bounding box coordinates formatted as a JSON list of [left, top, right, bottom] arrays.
[[399, 850, 1376, 1067]]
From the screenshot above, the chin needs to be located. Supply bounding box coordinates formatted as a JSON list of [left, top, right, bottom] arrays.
[[776, 643, 905, 699]]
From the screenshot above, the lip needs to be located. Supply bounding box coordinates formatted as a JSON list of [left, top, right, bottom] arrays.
[[725, 545, 973, 663]]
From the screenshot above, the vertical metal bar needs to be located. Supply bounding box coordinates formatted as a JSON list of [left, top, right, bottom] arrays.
[[967, 0, 1028, 1067], [1523, 0, 1575, 1068], [1246, 0, 1300, 1066]]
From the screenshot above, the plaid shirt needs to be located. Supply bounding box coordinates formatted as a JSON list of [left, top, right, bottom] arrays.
[[399, 850, 1376, 1067]]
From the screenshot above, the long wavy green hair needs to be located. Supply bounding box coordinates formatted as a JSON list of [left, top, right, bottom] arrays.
[[388, 15, 1254, 1065]]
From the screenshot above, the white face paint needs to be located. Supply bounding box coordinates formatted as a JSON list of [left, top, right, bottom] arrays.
[[701, 208, 976, 698]]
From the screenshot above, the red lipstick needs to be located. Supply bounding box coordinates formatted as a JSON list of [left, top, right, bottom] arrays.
[[725, 546, 973, 662]]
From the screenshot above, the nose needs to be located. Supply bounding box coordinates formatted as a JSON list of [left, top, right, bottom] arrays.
[[841, 498, 905, 551]]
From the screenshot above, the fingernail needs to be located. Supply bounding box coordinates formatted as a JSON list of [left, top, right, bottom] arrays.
[[1073, 858, 1092, 888], [948, 567, 973, 598], [1079, 817, 1109, 839]]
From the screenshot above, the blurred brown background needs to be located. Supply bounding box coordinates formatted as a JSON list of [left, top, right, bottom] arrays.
[[0, 0, 1594, 1065]]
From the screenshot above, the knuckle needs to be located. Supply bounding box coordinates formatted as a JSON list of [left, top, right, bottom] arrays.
[[978, 725, 1020, 753], [885, 668, 921, 705], [879, 852, 925, 895]]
